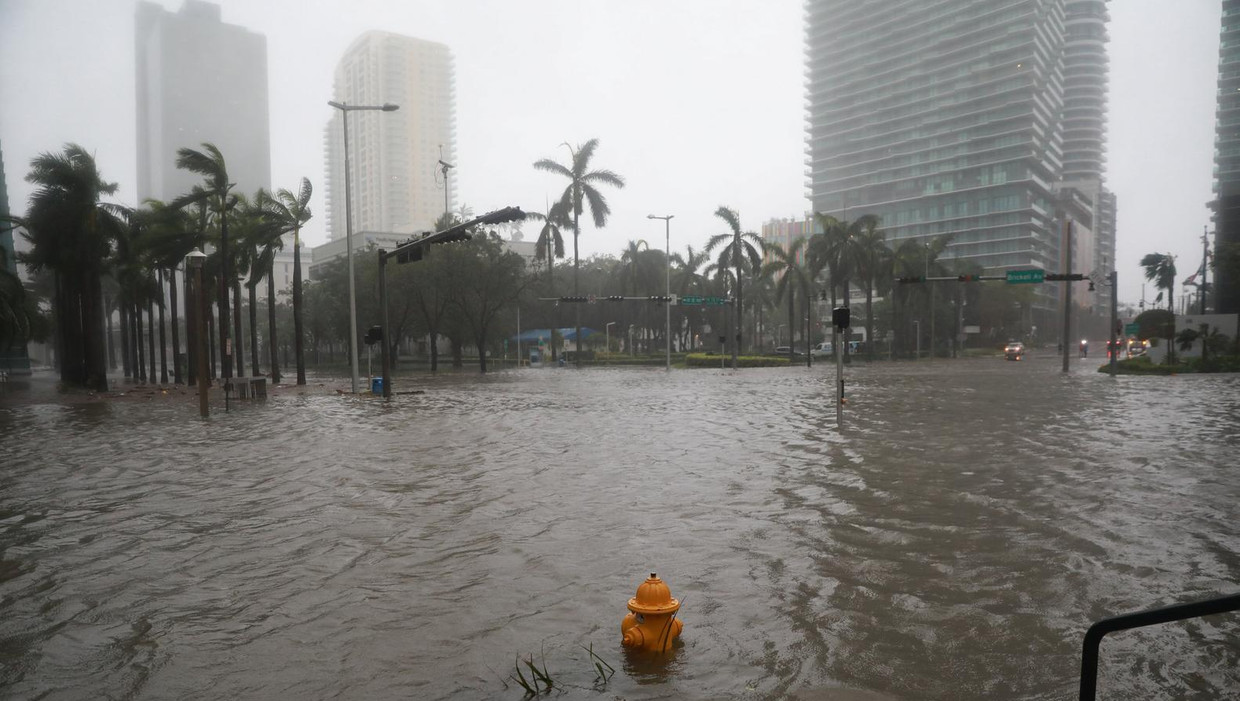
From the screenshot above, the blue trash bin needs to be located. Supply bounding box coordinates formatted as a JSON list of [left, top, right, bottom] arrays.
[[371, 377, 383, 394]]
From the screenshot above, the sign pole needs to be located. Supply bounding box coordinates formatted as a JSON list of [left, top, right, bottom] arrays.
[[1062, 220, 1073, 374], [1116, 269, 1125, 377]]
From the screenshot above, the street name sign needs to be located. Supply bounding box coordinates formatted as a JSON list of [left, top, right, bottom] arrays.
[[1006, 268, 1045, 284], [1124, 322, 1140, 336]]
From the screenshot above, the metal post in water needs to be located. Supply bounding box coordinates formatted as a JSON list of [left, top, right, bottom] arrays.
[[1062, 220, 1073, 374], [835, 329, 843, 427], [1116, 269, 1125, 377], [379, 249, 391, 399]]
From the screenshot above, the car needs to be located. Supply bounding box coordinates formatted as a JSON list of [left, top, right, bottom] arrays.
[[1004, 341, 1025, 361], [773, 346, 803, 356], [811, 342, 833, 358]]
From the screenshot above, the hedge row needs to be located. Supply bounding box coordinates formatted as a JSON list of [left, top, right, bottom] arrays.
[[684, 353, 791, 368]]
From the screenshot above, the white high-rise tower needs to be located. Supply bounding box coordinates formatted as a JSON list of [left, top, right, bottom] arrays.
[[325, 31, 457, 241]]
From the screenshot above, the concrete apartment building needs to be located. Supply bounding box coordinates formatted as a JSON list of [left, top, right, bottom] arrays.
[[1213, 0, 1240, 314], [1, 139, 32, 375], [135, 0, 271, 203], [323, 31, 457, 254], [804, 0, 1115, 322]]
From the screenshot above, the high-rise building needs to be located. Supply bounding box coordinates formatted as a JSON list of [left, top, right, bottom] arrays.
[[1, 139, 32, 375], [804, 0, 1114, 316], [1213, 0, 1240, 314], [135, 0, 271, 203], [324, 31, 457, 243]]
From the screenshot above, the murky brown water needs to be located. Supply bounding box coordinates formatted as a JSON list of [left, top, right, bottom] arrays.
[[2, 357, 1238, 700]]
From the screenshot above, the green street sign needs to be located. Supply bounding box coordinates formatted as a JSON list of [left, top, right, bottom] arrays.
[[1006, 268, 1045, 284], [680, 295, 727, 306], [681, 295, 702, 305], [1124, 322, 1140, 336]]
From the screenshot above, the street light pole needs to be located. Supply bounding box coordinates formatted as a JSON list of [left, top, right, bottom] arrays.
[[648, 214, 674, 370], [606, 321, 616, 363], [328, 100, 399, 394]]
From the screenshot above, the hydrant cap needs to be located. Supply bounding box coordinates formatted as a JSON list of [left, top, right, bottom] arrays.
[[627, 572, 681, 615]]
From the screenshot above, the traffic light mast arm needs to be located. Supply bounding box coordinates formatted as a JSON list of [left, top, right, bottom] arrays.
[[383, 206, 526, 263]]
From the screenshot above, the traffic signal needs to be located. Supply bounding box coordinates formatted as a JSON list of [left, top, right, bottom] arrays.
[[957, 274, 979, 282], [364, 325, 383, 345], [648, 295, 671, 302], [395, 243, 427, 264], [606, 295, 624, 301], [897, 276, 925, 284], [559, 296, 588, 303], [832, 307, 851, 329]]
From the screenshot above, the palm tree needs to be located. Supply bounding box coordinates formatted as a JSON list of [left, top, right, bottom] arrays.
[[706, 206, 763, 368], [244, 192, 286, 383], [1140, 253, 1176, 312], [18, 144, 123, 389], [762, 237, 813, 368], [525, 200, 568, 360], [139, 200, 201, 384], [1141, 252, 1177, 362], [673, 245, 708, 351], [810, 213, 882, 362], [173, 143, 235, 379], [534, 138, 625, 363], [261, 178, 312, 384], [849, 219, 890, 361]]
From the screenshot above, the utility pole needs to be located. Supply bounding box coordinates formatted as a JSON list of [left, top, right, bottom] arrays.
[[1116, 267, 1125, 377], [1201, 225, 1209, 315], [438, 147, 454, 223], [1062, 220, 1073, 374]]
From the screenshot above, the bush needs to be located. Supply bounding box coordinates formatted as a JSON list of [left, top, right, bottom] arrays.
[[685, 353, 791, 368]]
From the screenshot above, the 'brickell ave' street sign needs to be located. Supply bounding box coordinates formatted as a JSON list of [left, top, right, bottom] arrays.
[[1006, 268, 1045, 284]]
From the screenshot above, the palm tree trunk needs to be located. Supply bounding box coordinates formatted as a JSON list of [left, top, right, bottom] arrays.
[[842, 280, 851, 364], [732, 238, 742, 369], [219, 210, 231, 380], [185, 272, 195, 386], [105, 295, 116, 370], [119, 300, 131, 378], [267, 271, 280, 383], [208, 310, 216, 379], [158, 270, 168, 384], [135, 301, 147, 382], [788, 287, 795, 364], [86, 271, 108, 390], [170, 267, 182, 384], [293, 230, 306, 385], [865, 283, 875, 362], [147, 292, 156, 384], [248, 282, 259, 376], [573, 206, 581, 367], [233, 279, 244, 377]]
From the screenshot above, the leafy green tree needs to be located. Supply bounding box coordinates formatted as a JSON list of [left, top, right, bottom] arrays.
[[0, 244, 30, 352], [525, 201, 568, 359], [706, 206, 763, 367], [442, 233, 528, 373], [17, 144, 123, 389], [534, 139, 625, 362]]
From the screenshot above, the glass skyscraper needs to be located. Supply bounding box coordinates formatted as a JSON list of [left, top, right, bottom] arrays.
[[805, 0, 1113, 313]]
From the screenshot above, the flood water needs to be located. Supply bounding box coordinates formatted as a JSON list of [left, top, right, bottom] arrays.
[[2, 356, 1238, 700]]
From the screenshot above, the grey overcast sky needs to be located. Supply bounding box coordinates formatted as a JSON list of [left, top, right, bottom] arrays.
[[0, 0, 1222, 305]]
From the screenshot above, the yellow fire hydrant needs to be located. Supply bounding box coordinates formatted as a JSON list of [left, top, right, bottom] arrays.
[[620, 572, 683, 652]]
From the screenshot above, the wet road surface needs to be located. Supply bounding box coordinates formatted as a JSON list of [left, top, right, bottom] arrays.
[[2, 357, 1238, 699]]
